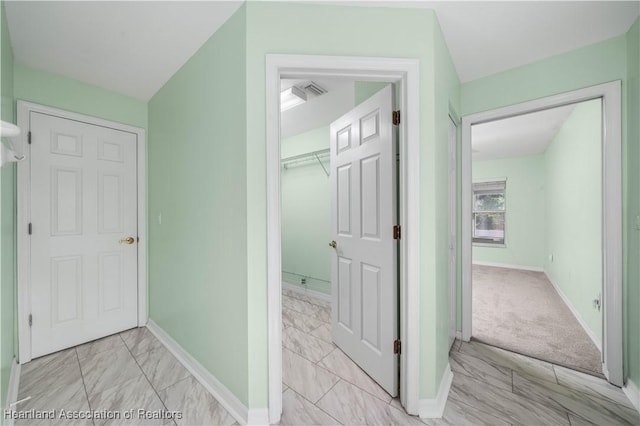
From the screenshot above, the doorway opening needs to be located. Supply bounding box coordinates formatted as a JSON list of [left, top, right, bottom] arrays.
[[470, 99, 603, 376], [266, 55, 420, 424], [279, 77, 402, 422], [461, 81, 623, 386]]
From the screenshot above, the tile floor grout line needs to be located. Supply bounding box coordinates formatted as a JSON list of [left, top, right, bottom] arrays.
[[284, 386, 344, 425], [283, 292, 330, 310], [121, 328, 175, 417], [316, 360, 394, 405], [309, 378, 345, 420], [74, 347, 96, 426], [552, 364, 560, 385], [315, 347, 337, 366], [282, 329, 334, 365], [447, 392, 517, 425]]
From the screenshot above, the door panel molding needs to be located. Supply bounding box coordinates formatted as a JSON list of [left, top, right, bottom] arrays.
[[266, 55, 420, 423], [461, 81, 623, 386], [16, 101, 147, 363]]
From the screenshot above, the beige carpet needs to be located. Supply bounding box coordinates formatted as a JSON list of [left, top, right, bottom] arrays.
[[473, 265, 603, 376]]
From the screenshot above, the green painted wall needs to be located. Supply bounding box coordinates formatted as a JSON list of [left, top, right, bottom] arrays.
[[0, 0, 14, 412], [354, 81, 388, 105], [245, 2, 459, 404], [472, 155, 546, 269], [625, 17, 640, 389], [13, 65, 147, 130], [148, 6, 249, 405], [544, 100, 602, 342], [461, 31, 639, 380], [281, 127, 331, 294], [433, 15, 462, 391]]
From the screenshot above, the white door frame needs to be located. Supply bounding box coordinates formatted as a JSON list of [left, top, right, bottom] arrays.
[[266, 54, 420, 423], [16, 101, 148, 363], [448, 113, 458, 347], [461, 81, 623, 386]]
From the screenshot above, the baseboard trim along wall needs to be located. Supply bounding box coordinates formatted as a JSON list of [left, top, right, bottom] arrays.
[[544, 272, 602, 352], [282, 281, 331, 302], [623, 378, 640, 414], [418, 364, 453, 418], [147, 320, 268, 425], [472, 261, 544, 272], [4, 358, 22, 426]]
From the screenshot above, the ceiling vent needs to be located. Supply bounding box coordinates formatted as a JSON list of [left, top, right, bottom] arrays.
[[303, 81, 327, 97]]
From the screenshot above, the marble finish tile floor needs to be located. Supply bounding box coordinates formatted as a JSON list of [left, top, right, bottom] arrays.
[[10, 286, 639, 425], [12, 329, 236, 426], [281, 287, 640, 426]]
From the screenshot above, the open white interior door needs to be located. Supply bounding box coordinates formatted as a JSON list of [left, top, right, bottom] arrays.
[[29, 112, 139, 359], [330, 85, 398, 396]]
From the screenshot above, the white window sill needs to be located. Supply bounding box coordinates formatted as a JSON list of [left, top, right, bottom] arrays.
[[473, 242, 506, 248]]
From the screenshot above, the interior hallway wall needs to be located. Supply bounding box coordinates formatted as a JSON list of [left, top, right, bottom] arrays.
[[147, 5, 250, 406], [472, 154, 546, 270], [544, 99, 602, 344], [245, 2, 460, 407], [625, 16, 640, 390], [0, 0, 14, 410], [13, 65, 147, 130]]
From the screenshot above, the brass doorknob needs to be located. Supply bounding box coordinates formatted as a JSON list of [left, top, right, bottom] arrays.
[[119, 237, 135, 245], [329, 240, 337, 248]]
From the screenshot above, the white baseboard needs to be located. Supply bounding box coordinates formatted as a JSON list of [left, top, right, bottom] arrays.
[[472, 261, 544, 272], [545, 272, 601, 352], [419, 364, 453, 418], [455, 331, 462, 340], [4, 358, 22, 426], [147, 320, 269, 425], [623, 378, 640, 415], [282, 281, 331, 302]]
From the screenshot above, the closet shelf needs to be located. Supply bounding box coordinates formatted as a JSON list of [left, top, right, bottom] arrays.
[[281, 148, 330, 176]]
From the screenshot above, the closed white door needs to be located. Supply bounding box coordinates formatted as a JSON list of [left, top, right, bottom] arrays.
[[448, 116, 457, 349], [330, 85, 398, 396], [29, 112, 138, 358]]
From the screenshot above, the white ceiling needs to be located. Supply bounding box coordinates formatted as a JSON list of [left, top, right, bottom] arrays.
[[471, 103, 577, 161], [4, 1, 243, 100], [4, 1, 639, 100], [333, 1, 639, 82]]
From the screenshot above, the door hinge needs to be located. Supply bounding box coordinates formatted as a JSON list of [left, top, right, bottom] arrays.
[[393, 225, 401, 240], [392, 110, 401, 126], [28, 314, 32, 327], [28, 131, 32, 145], [28, 223, 32, 235], [394, 339, 401, 354]]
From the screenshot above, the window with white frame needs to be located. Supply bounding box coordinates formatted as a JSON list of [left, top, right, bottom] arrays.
[[473, 180, 506, 245]]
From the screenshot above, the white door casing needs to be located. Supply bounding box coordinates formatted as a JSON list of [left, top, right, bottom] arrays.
[[330, 85, 398, 396], [17, 101, 147, 363], [266, 55, 420, 423], [448, 116, 457, 349]]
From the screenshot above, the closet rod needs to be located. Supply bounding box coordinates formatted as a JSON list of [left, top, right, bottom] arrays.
[[281, 148, 330, 176], [281, 148, 329, 164]]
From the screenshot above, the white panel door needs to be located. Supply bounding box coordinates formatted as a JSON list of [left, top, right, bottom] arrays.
[[448, 116, 457, 350], [30, 112, 138, 358], [330, 85, 397, 396]]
